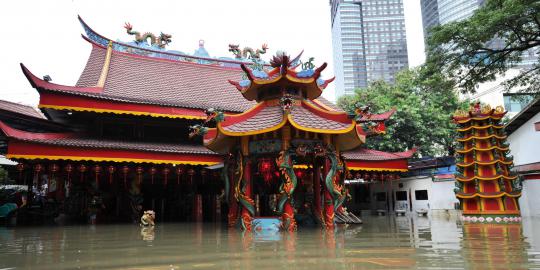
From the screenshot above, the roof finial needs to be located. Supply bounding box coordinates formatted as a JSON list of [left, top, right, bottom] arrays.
[[199, 39, 205, 47]]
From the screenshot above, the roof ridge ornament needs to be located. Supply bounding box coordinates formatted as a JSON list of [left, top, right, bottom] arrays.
[[124, 22, 172, 48], [228, 43, 269, 60]]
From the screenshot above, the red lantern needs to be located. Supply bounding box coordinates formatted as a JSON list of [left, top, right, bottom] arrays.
[[49, 164, 59, 173], [65, 164, 73, 186], [122, 165, 130, 188], [295, 169, 304, 179], [163, 167, 170, 186], [78, 164, 87, 183], [93, 165, 102, 188], [258, 158, 274, 183], [150, 167, 157, 184], [108, 165, 116, 185]]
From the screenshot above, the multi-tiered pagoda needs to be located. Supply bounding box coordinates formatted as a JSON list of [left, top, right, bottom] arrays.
[[453, 103, 522, 223]]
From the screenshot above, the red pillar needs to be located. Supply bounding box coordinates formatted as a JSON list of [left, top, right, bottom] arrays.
[[228, 167, 239, 227], [323, 158, 335, 230], [240, 160, 253, 231]]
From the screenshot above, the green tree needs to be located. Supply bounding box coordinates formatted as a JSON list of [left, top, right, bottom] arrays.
[[338, 69, 468, 157], [426, 0, 540, 94]]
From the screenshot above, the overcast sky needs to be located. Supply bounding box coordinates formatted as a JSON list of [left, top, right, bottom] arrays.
[[0, 0, 424, 105]]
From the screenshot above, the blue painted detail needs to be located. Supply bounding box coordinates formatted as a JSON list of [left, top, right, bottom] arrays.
[[83, 24, 108, 47], [316, 78, 325, 86], [239, 80, 251, 88], [251, 69, 269, 79], [252, 217, 281, 241], [297, 69, 315, 78]]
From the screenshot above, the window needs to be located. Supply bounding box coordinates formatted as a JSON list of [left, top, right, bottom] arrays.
[[503, 94, 533, 113], [395, 191, 407, 201], [415, 190, 428, 200]]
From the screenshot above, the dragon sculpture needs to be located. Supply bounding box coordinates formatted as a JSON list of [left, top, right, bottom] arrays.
[[229, 43, 269, 60], [188, 124, 208, 139], [276, 150, 298, 231], [299, 57, 315, 70], [323, 147, 349, 220], [234, 154, 255, 231], [124, 22, 172, 48], [204, 108, 225, 124]]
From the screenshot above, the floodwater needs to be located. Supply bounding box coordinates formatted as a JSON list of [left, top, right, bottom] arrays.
[[1, 215, 540, 269]]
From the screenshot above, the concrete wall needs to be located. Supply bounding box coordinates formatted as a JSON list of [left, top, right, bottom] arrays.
[[508, 111, 540, 217], [508, 112, 540, 166]]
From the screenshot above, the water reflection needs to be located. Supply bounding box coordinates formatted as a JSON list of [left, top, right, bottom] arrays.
[[0, 216, 539, 269]]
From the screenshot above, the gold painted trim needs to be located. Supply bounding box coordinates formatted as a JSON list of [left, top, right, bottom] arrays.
[[456, 146, 509, 153], [455, 116, 504, 124], [347, 167, 407, 172], [457, 159, 513, 167], [302, 99, 345, 115], [456, 175, 518, 182], [456, 192, 522, 199], [38, 104, 205, 120], [457, 134, 507, 142], [457, 124, 504, 132], [6, 154, 219, 166], [96, 41, 113, 87]]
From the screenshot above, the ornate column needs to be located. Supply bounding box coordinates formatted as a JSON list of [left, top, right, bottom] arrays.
[[277, 126, 297, 231], [238, 136, 255, 231], [323, 157, 335, 229], [225, 154, 239, 227]]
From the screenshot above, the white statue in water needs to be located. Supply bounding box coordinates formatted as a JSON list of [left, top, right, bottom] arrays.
[[140, 210, 155, 227]]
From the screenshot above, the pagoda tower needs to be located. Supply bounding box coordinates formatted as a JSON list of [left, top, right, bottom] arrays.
[[453, 103, 522, 223], [191, 52, 394, 231]]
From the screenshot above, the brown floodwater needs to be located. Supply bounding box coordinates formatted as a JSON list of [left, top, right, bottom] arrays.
[[1, 215, 540, 269]]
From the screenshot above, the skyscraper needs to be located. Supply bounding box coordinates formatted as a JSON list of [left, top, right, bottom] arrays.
[[331, 0, 409, 98]]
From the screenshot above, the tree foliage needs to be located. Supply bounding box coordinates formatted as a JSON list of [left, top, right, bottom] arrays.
[[337, 69, 468, 157], [426, 0, 540, 94]]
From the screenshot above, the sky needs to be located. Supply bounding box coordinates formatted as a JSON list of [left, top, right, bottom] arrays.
[[0, 0, 425, 106]]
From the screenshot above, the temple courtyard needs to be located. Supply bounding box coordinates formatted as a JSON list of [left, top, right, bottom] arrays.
[[1, 215, 540, 269]]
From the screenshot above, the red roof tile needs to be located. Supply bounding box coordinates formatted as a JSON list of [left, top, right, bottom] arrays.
[[0, 99, 45, 119], [290, 106, 351, 131], [343, 148, 415, 161]]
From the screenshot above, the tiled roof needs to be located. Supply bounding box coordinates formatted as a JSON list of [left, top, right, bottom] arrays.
[[223, 106, 283, 133], [0, 99, 46, 119], [33, 43, 336, 114], [17, 137, 217, 155], [290, 106, 351, 131], [343, 148, 415, 161], [357, 108, 396, 122]]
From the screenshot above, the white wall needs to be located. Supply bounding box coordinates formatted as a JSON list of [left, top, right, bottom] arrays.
[[431, 180, 460, 210], [508, 112, 540, 166], [520, 180, 540, 217]]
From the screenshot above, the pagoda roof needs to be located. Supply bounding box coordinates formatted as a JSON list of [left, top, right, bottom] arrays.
[[203, 99, 367, 153], [0, 121, 219, 165], [21, 16, 337, 119], [343, 148, 416, 172], [0, 100, 45, 120]]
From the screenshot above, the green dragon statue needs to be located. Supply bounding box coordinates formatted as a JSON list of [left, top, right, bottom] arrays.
[[229, 43, 269, 60], [324, 148, 349, 212], [188, 124, 208, 139], [300, 57, 315, 70], [275, 150, 298, 231], [234, 154, 255, 231], [204, 108, 225, 124], [124, 22, 172, 48]]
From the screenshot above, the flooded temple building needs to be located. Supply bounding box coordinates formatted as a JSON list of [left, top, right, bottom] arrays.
[[0, 17, 414, 226]]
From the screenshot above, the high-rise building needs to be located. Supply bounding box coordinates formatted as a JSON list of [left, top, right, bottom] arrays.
[[331, 0, 409, 98]]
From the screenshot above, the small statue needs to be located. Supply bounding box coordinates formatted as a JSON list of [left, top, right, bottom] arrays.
[[228, 44, 268, 60], [189, 124, 208, 138], [124, 22, 172, 48], [140, 210, 156, 227]]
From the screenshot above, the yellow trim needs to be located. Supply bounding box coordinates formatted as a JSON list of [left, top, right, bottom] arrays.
[[287, 114, 355, 134], [6, 154, 219, 166], [293, 164, 309, 169], [348, 167, 407, 172], [96, 41, 113, 87], [457, 159, 513, 167], [312, 99, 336, 112], [456, 175, 518, 182], [455, 116, 503, 124], [218, 115, 288, 136], [301, 99, 344, 115], [456, 192, 522, 199], [457, 134, 507, 142], [38, 104, 205, 120], [285, 74, 316, 84], [456, 146, 509, 153], [245, 75, 282, 87], [463, 210, 520, 215], [457, 124, 504, 132]]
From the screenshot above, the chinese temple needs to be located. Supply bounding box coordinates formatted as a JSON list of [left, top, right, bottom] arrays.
[[453, 103, 522, 223], [0, 17, 414, 226]]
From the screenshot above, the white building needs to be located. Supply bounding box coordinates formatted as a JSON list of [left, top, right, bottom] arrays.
[[506, 98, 540, 217]]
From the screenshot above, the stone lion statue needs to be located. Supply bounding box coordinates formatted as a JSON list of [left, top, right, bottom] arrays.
[[140, 210, 156, 227]]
